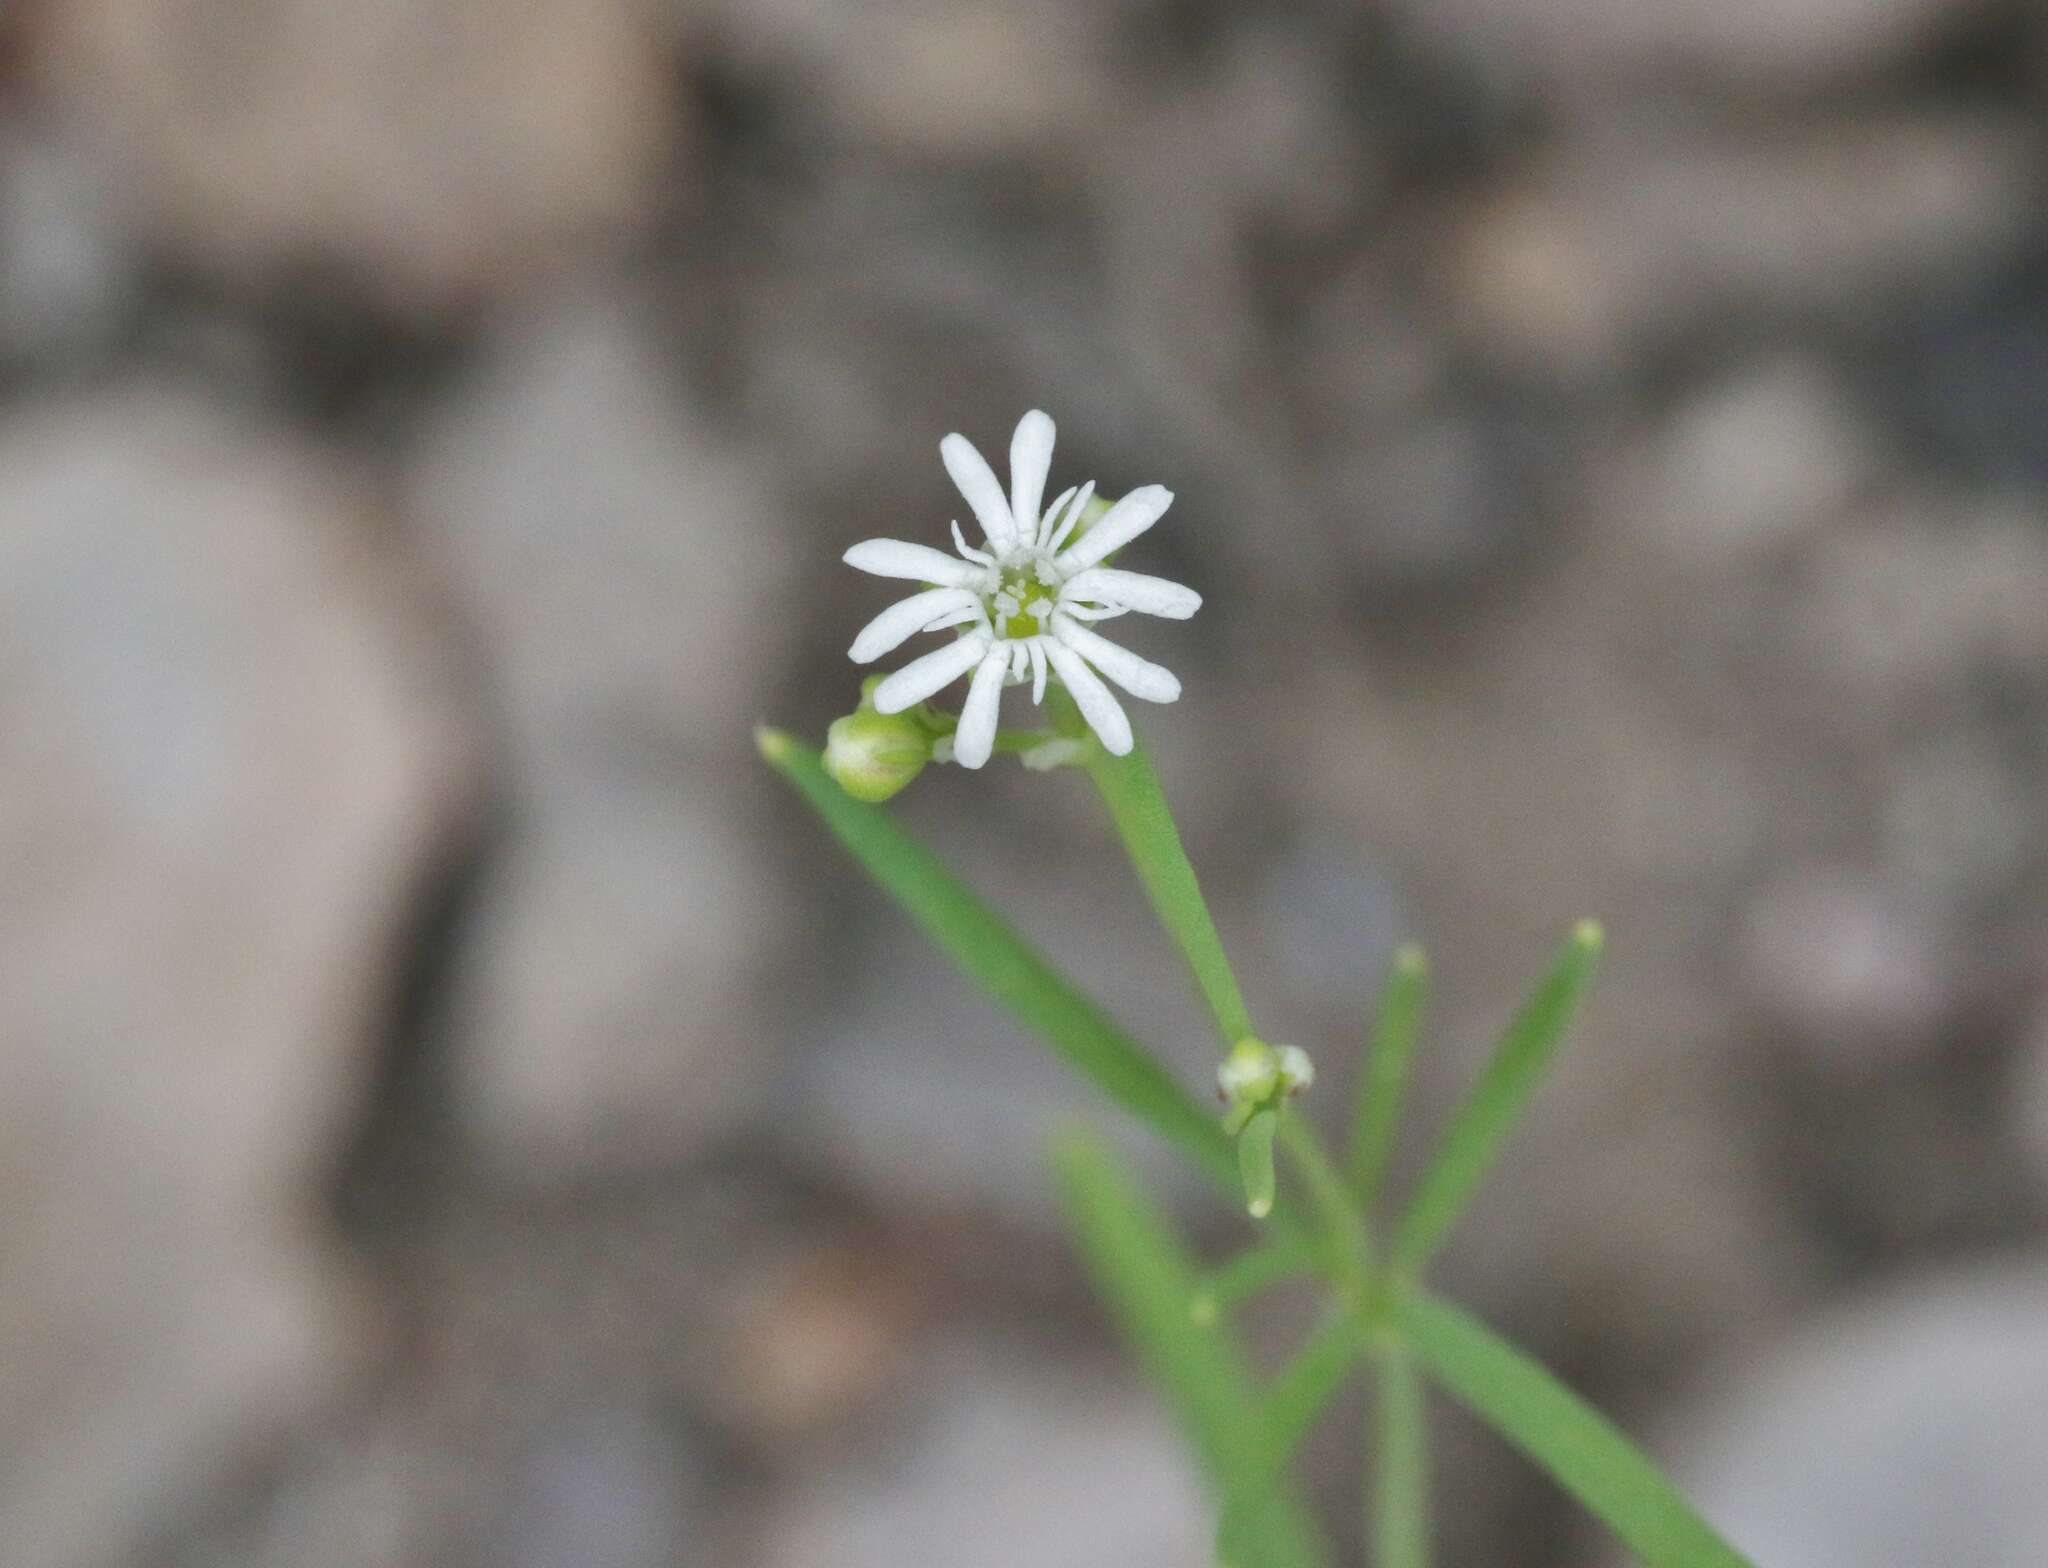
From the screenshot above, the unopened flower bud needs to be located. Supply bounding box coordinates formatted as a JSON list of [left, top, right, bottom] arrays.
[[1275, 1044, 1315, 1095], [1218, 1037, 1281, 1106], [824, 708, 933, 802]]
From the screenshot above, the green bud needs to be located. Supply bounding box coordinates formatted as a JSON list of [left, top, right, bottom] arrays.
[[823, 708, 933, 803], [1217, 1037, 1281, 1106]]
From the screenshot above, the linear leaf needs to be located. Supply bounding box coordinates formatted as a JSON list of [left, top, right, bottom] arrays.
[[1350, 945, 1428, 1217], [761, 730, 1233, 1189], [1191, 1241, 1320, 1327], [1053, 1135, 1329, 1568], [1086, 735, 1255, 1045], [1392, 922, 1602, 1273], [1261, 1311, 1364, 1465], [1398, 1291, 1754, 1568]]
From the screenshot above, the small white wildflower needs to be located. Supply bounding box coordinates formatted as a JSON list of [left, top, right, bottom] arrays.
[[842, 410, 1201, 768]]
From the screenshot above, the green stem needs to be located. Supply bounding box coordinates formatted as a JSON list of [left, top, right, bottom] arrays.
[[1278, 1115, 1371, 1291], [990, 727, 1060, 754], [1373, 1342, 1430, 1568], [1084, 731, 1255, 1046]]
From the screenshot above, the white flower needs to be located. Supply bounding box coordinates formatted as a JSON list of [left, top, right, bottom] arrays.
[[842, 410, 1200, 768]]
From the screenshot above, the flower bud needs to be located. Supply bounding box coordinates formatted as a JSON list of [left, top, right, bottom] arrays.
[[1275, 1044, 1315, 1094], [824, 708, 933, 802], [1217, 1037, 1281, 1106]]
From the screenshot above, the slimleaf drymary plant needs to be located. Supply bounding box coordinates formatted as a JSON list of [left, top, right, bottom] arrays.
[[762, 411, 1759, 1568]]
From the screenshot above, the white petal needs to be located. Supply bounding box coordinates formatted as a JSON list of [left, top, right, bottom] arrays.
[[872, 634, 989, 713], [845, 538, 983, 587], [1036, 485, 1077, 551], [1028, 638, 1048, 705], [1056, 484, 1173, 571], [1060, 567, 1201, 620], [1046, 481, 1094, 555], [848, 587, 977, 664], [1053, 615, 1181, 703], [1009, 410, 1056, 542], [1044, 637, 1133, 755], [954, 647, 1010, 768], [950, 521, 995, 566], [941, 432, 1018, 552]]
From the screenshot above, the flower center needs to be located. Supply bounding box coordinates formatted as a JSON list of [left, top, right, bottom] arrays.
[[986, 554, 1060, 640]]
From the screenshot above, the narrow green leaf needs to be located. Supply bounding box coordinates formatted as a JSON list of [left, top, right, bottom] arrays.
[[1350, 945, 1428, 1217], [1240, 1109, 1279, 1220], [1372, 1343, 1430, 1568], [1053, 1135, 1329, 1568], [1191, 1241, 1319, 1327], [761, 730, 1233, 1190], [1085, 734, 1254, 1045], [1391, 922, 1602, 1273], [1261, 1311, 1364, 1465], [1397, 1291, 1754, 1568]]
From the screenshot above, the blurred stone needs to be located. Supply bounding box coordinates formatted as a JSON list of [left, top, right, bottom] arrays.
[[1881, 736, 2032, 904], [718, 0, 1113, 159], [760, 1339, 1209, 1568], [1738, 867, 1957, 1066], [489, 1408, 704, 1568], [1621, 1262, 2048, 1568], [709, 1240, 918, 1444], [409, 289, 791, 1178], [1443, 112, 2035, 360], [0, 387, 474, 1568], [1317, 401, 1556, 590], [1897, 261, 2048, 486], [2016, 1004, 2048, 1198], [28, 0, 672, 317], [0, 127, 139, 366], [190, 1397, 708, 1568], [1792, 494, 2048, 726], [1394, 0, 1982, 92], [1634, 359, 1876, 565]]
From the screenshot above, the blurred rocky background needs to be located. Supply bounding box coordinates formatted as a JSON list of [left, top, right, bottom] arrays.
[[1, 1, 2045, 1564]]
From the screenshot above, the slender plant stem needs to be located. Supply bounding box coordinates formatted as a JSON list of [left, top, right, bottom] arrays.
[[1084, 733, 1255, 1046], [1277, 1115, 1371, 1290], [990, 727, 1061, 753], [1373, 1341, 1430, 1568]]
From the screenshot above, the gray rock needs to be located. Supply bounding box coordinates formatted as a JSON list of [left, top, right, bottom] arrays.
[[1635, 360, 1877, 567], [759, 1337, 1210, 1568], [1394, 0, 1983, 92], [2011, 1005, 2048, 1201], [0, 387, 474, 1568], [1738, 867, 1957, 1067], [408, 289, 793, 1179], [27, 0, 673, 315], [1616, 1262, 2048, 1568], [0, 127, 139, 367], [1441, 113, 2037, 363]]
